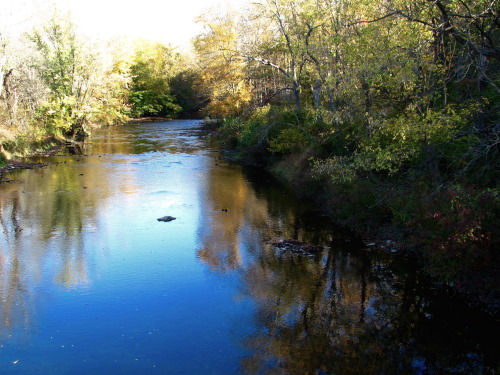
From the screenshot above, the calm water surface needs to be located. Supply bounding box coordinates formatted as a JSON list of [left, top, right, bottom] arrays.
[[0, 120, 497, 374]]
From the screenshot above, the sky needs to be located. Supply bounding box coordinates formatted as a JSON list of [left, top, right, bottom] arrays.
[[1, 0, 243, 48]]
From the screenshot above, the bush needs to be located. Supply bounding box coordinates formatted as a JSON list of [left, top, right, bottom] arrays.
[[407, 186, 500, 283], [223, 106, 323, 156], [239, 105, 272, 148], [269, 127, 309, 154], [218, 117, 244, 149], [35, 97, 87, 138]]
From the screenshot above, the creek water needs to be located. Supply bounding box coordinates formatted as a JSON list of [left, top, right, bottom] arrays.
[[0, 120, 497, 374]]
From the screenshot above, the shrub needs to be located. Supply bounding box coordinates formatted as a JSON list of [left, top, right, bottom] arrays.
[[218, 117, 244, 149], [268, 127, 308, 154], [408, 186, 499, 283]]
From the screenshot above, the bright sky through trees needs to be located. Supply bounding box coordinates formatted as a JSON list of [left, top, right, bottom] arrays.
[[1, 0, 242, 47]]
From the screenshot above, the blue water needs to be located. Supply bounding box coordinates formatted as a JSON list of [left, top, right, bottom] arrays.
[[0, 120, 498, 374], [0, 121, 255, 374]]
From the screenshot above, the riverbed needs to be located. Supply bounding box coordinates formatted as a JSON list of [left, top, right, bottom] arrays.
[[0, 120, 497, 374]]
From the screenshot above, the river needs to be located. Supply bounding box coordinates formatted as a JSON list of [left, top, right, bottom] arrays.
[[0, 120, 497, 374]]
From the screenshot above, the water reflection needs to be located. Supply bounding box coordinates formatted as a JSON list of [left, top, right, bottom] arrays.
[[0, 120, 239, 374], [197, 158, 498, 374], [0, 121, 497, 374], [0, 159, 104, 336], [85, 122, 209, 155]]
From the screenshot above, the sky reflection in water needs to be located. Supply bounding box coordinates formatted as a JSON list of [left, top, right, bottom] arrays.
[[0, 120, 497, 374]]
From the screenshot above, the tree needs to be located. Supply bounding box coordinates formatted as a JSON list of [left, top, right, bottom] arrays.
[[29, 12, 131, 139], [169, 67, 203, 117], [194, 10, 253, 118], [29, 12, 95, 138], [246, 0, 308, 111], [128, 41, 182, 118]]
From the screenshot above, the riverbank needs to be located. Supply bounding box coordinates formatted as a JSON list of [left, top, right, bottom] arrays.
[[213, 124, 500, 317], [0, 134, 87, 181], [128, 116, 172, 124], [0, 138, 62, 182], [2, 118, 496, 374], [0, 160, 49, 182], [0, 117, 198, 180]]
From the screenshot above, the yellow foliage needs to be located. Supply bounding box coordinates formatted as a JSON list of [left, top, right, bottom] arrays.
[[194, 11, 253, 118]]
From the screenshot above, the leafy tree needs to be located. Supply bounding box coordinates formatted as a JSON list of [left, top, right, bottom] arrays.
[[169, 67, 203, 117], [29, 11, 130, 139], [193, 10, 253, 118], [29, 13, 86, 138], [128, 41, 181, 118], [194, 0, 500, 298]]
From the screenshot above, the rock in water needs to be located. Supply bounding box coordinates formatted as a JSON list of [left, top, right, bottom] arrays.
[[266, 239, 323, 256], [157, 216, 176, 222]]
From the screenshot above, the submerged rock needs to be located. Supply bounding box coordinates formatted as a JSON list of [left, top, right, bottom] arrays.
[[362, 239, 400, 253], [157, 216, 176, 222], [267, 239, 323, 257]]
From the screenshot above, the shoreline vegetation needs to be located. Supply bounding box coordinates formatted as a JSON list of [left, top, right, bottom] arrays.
[[214, 120, 499, 316], [1, 1, 499, 315], [192, 0, 499, 316]]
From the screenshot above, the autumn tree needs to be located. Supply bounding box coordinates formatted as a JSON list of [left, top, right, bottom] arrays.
[[194, 9, 253, 118], [29, 12, 130, 139]]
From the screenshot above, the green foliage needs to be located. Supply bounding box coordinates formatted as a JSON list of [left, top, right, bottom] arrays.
[[197, 0, 500, 303], [169, 68, 202, 115], [28, 14, 86, 137], [29, 14, 78, 99], [218, 117, 244, 149], [129, 90, 180, 117], [269, 128, 308, 154], [27, 11, 131, 138], [238, 105, 273, 148], [35, 96, 86, 138], [89, 94, 129, 126], [313, 105, 478, 184], [236, 106, 321, 153], [128, 42, 183, 118]]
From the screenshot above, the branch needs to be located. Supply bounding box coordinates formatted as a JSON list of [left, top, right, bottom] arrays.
[[393, 3, 500, 59], [262, 87, 295, 104], [481, 71, 500, 95], [387, 8, 436, 28], [304, 22, 320, 67], [434, 0, 500, 59], [343, 11, 400, 27], [238, 54, 290, 78]]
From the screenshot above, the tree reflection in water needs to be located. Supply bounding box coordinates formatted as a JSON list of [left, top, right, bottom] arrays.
[[197, 160, 497, 375], [0, 157, 106, 336], [0, 122, 496, 373]]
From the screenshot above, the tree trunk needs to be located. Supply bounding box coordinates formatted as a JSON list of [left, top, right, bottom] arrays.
[[313, 79, 321, 110], [313, 79, 323, 121], [361, 78, 372, 137], [293, 79, 301, 110]]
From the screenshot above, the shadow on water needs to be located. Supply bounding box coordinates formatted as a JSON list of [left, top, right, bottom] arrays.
[[196, 144, 499, 374], [0, 120, 498, 374], [239, 245, 499, 374]]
